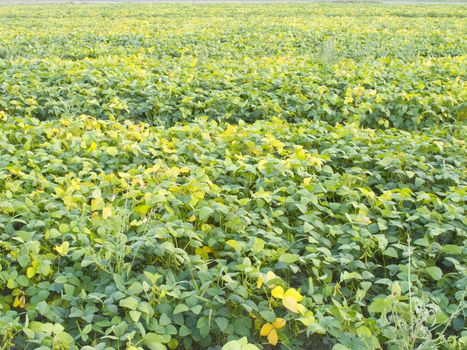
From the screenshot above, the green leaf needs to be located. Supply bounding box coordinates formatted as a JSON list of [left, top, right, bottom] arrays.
[[441, 245, 462, 255], [425, 266, 443, 280], [53, 331, 74, 348], [119, 297, 138, 310], [191, 305, 202, 315], [340, 271, 362, 282], [159, 313, 172, 326], [259, 310, 276, 323], [222, 340, 242, 350], [143, 333, 168, 350], [215, 317, 229, 331], [23, 328, 35, 339], [17, 275, 29, 287], [251, 238, 265, 253], [199, 206, 214, 221], [138, 302, 154, 317], [106, 147, 118, 156], [129, 310, 141, 322], [356, 326, 372, 338], [383, 247, 398, 258], [179, 325, 192, 337], [173, 304, 190, 315], [332, 345, 350, 350], [128, 282, 144, 295], [279, 253, 299, 264], [197, 316, 210, 337], [17, 254, 30, 267], [368, 298, 390, 313]]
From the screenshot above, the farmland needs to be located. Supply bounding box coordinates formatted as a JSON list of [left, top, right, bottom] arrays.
[[0, 3, 466, 350]]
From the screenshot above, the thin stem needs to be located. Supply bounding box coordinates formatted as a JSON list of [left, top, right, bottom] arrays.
[[407, 236, 413, 330]]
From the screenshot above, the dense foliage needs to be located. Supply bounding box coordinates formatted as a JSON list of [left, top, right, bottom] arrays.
[[0, 3, 466, 350], [0, 4, 465, 129], [1, 114, 465, 349]]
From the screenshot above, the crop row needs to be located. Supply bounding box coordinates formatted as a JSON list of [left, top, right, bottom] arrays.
[[0, 55, 464, 129]]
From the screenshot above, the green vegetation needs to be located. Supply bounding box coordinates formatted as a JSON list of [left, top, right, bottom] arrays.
[[0, 3, 465, 350], [0, 4, 465, 129]]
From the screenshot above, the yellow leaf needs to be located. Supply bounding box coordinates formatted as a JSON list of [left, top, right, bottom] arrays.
[[225, 239, 241, 251], [272, 318, 286, 329], [271, 286, 284, 299], [102, 207, 112, 219], [256, 275, 263, 289], [13, 295, 25, 309], [264, 271, 278, 284], [267, 328, 278, 345], [284, 288, 303, 302], [299, 312, 317, 326], [188, 215, 196, 222], [134, 204, 151, 216], [144, 163, 161, 174], [356, 215, 372, 225], [308, 155, 323, 168], [254, 319, 262, 330], [26, 267, 35, 279], [260, 323, 273, 336], [296, 304, 307, 315], [88, 141, 97, 152], [91, 197, 105, 211], [54, 241, 70, 256], [92, 189, 102, 199], [195, 246, 213, 259], [282, 296, 299, 313]]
